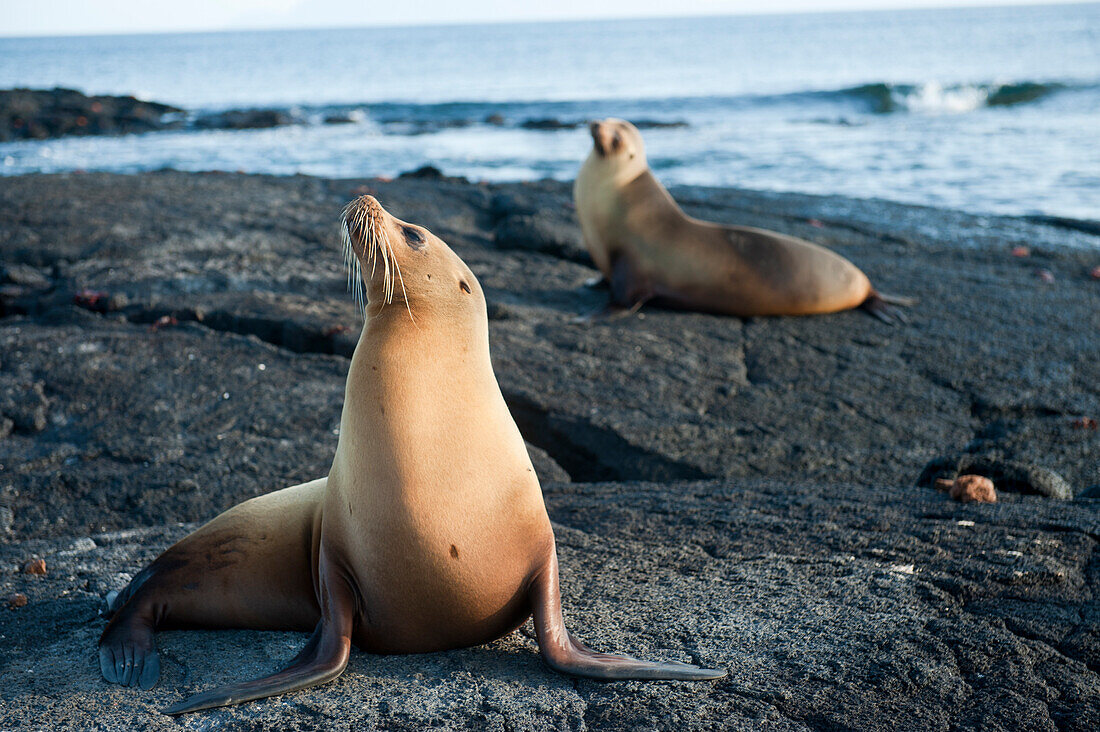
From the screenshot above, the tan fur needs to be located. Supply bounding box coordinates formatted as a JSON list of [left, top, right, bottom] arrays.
[[104, 198, 549, 651], [325, 202, 553, 652], [100, 196, 723, 713], [575, 118, 875, 317]]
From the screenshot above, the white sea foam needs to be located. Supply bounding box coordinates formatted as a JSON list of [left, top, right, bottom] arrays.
[[893, 82, 989, 114]]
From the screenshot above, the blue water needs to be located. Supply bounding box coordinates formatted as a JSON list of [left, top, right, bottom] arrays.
[[1, 3, 1099, 219]]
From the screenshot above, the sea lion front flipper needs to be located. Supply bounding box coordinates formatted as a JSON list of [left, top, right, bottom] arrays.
[[98, 565, 163, 689], [571, 298, 648, 323], [161, 562, 356, 716], [607, 253, 652, 310], [573, 257, 651, 322], [98, 623, 160, 690], [530, 546, 726, 681]]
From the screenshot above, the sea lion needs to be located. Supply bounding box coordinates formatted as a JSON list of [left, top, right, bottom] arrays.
[[98, 195, 724, 714], [574, 118, 913, 322]]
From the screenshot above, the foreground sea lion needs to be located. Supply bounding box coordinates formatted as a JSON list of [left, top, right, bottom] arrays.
[[98, 195, 725, 714], [574, 118, 913, 322]]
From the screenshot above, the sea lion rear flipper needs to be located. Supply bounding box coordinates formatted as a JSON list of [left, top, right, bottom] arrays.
[[861, 291, 916, 325], [530, 546, 726, 681], [161, 566, 356, 716]]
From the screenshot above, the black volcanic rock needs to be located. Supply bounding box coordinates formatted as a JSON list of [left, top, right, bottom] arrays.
[[517, 118, 686, 132], [193, 108, 296, 130], [520, 118, 581, 130], [2, 171, 1098, 498], [397, 164, 469, 183], [0, 87, 182, 141], [0, 171, 1097, 729], [631, 119, 689, 129], [0, 477, 1096, 729]]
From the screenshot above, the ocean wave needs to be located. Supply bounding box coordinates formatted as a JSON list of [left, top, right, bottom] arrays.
[[831, 80, 1075, 114], [298, 79, 1087, 131], [16, 77, 1080, 144]]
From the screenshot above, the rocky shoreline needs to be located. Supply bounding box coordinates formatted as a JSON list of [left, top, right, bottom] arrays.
[[0, 88, 183, 142], [0, 88, 691, 142], [1, 171, 1097, 729], [0, 88, 308, 141]]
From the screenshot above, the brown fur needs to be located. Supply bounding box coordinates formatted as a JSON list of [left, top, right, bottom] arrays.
[[576, 119, 900, 318]]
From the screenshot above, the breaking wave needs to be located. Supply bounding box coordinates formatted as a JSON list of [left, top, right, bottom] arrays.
[[828, 80, 1076, 114], [235, 79, 1089, 135]]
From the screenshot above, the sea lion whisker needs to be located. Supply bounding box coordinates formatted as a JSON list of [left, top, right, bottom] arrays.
[[363, 209, 386, 304], [365, 210, 379, 296], [384, 231, 416, 325], [375, 218, 393, 305], [383, 230, 395, 304], [340, 203, 358, 313], [368, 224, 379, 281], [339, 217, 366, 316], [355, 211, 367, 313]]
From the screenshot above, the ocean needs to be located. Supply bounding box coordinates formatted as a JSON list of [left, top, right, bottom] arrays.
[[1, 3, 1098, 220]]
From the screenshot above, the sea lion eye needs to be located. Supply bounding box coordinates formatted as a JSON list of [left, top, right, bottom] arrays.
[[402, 226, 425, 250], [459, 281, 471, 294], [610, 133, 623, 152]]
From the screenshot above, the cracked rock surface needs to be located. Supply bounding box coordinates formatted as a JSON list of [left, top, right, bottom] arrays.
[[1, 171, 1098, 729]]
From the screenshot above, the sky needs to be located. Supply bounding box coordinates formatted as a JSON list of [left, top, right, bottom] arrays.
[[0, 0, 1091, 37]]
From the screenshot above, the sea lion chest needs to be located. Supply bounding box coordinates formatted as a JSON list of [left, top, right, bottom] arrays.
[[322, 336, 552, 653]]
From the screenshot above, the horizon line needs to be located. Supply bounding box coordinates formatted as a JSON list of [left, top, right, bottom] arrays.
[[0, 0, 1095, 40]]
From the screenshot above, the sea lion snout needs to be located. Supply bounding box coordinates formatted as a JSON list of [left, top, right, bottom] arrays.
[[340, 194, 386, 253], [589, 120, 609, 156], [340, 194, 406, 309], [589, 119, 627, 158]]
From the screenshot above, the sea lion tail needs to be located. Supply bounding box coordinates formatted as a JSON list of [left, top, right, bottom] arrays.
[[161, 568, 356, 715], [860, 290, 917, 325], [530, 546, 726, 682]]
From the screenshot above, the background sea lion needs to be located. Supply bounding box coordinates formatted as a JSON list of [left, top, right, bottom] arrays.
[[97, 195, 724, 714], [574, 118, 914, 322]]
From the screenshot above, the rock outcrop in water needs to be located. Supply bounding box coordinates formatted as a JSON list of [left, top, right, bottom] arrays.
[[0, 88, 183, 141], [0, 87, 694, 142], [192, 108, 297, 130], [0, 171, 1097, 729], [0, 88, 306, 141]]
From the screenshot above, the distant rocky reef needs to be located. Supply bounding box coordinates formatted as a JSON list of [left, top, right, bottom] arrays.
[[0, 87, 305, 142], [0, 88, 183, 141]]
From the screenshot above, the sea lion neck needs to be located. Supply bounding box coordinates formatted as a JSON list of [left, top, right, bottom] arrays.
[[348, 307, 492, 390], [623, 169, 685, 219]]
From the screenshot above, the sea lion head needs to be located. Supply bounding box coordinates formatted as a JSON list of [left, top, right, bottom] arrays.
[[586, 118, 648, 184], [339, 195, 482, 322]]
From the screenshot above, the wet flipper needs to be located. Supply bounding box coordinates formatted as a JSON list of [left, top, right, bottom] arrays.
[[574, 255, 653, 323], [572, 298, 648, 323], [861, 290, 916, 325], [530, 546, 726, 681], [161, 565, 356, 715], [99, 578, 162, 690], [99, 617, 161, 689]]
